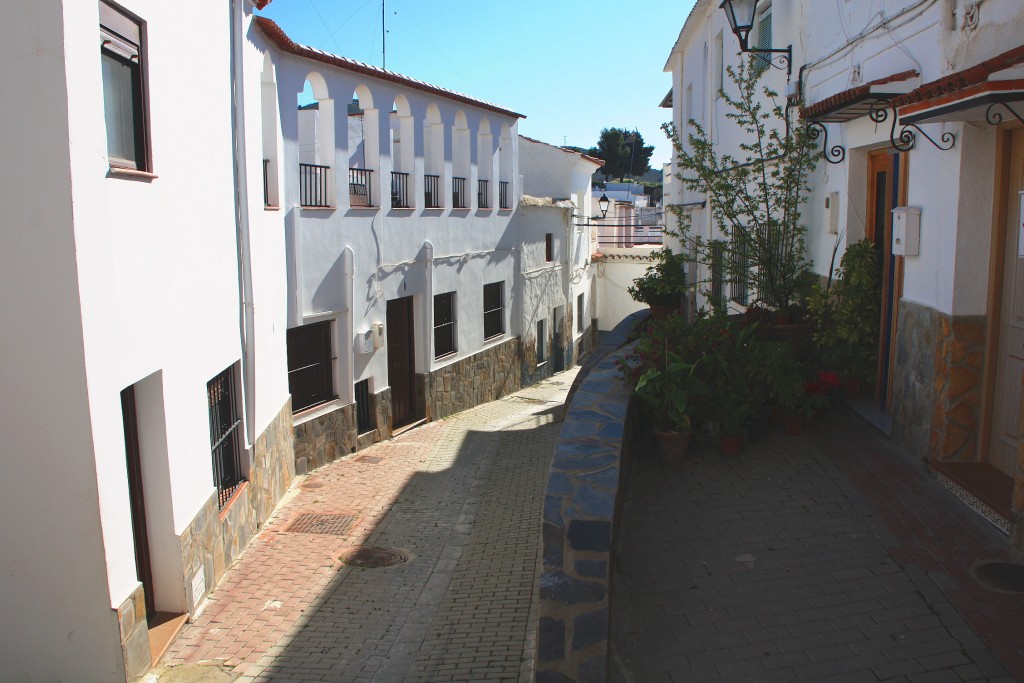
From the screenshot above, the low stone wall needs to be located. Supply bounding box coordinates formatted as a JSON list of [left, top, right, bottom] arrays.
[[293, 388, 392, 474], [117, 584, 150, 681], [536, 312, 644, 683], [427, 336, 521, 420], [892, 300, 986, 463]]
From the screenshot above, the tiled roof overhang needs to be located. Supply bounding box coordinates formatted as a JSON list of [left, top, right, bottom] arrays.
[[660, 89, 673, 109], [800, 70, 919, 122], [254, 17, 526, 120], [519, 135, 605, 168], [254, 0, 272, 8], [893, 45, 1024, 125]]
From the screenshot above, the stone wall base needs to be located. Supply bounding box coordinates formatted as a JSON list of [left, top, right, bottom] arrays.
[[427, 337, 522, 421], [293, 388, 392, 474], [117, 584, 150, 681]]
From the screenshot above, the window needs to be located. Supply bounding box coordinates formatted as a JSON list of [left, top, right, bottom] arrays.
[[730, 231, 749, 306], [354, 379, 373, 434], [754, 4, 773, 73], [545, 233, 554, 262], [287, 321, 335, 412], [714, 31, 724, 96], [577, 294, 585, 334], [537, 319, 546, 364], [208, 366, 244, 509], [711, 240, 726, 310], [434, 292, 457, 358], [100, 1, 148, 171], [483, 282, 505, 339]]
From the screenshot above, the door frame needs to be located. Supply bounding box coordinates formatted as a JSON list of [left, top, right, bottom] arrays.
[[121, 384, 155, 620], [386, 295, 418, 428]]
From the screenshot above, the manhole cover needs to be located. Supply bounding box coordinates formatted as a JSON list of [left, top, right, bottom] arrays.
[[285, 513, 356, 536], [301, 481, 323, 489], [973, 561, 1024, 592], [340, 547, 411, 568], [356, 455, 383, 464]]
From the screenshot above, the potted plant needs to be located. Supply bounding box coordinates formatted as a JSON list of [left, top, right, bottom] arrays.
[[628, 248, 690, 320], [633, 350, 706, 465]]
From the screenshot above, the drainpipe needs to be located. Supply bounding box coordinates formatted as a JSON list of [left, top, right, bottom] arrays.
[[230, 0, 257, 447], [341, 247, 355, 404]]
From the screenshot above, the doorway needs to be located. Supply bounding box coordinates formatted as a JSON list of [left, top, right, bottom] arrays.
[[552, 305, 565, 372], [865, 150, 905, 412], [387, 296, 418, 428], [121, 385, 155, 620]]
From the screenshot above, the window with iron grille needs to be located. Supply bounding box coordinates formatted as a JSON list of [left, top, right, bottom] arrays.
[[730, 231, 749, 306], [577, 294, 585, 334], [355, 379, 373, 434], [754, 4, 773, 73], [545, 234, 553, 262], [710, 241, 726, 310], [537, 319, 546, 363], [100, 1, 149, 172], [434, 292, 457, 358], [208, 366, 244, 509], [483, 282, 505, 340], [287, 321, 335, 412]]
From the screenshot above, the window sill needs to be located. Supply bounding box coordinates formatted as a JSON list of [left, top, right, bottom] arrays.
[[389, 207, 417, 212], [107, 166, 158, 181], [434, 351, 458, 362], [451, 207, 471, 212], [300, 205, 337, 211], [293, 397, 343, 427], [217, 481, 249, 521], [264, 205, 281, 211], [536, 360, 548, 368], [483, 333, 506, 344]]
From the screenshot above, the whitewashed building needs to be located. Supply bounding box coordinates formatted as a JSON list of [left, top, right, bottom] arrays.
[[0, 1, 293, 680], [665, 0, 1024, 545]]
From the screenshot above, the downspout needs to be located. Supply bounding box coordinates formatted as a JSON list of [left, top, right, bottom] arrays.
[[230, 0, 257, 447]]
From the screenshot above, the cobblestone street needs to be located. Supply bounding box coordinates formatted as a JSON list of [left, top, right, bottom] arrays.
[[161, 370, 577, 682]]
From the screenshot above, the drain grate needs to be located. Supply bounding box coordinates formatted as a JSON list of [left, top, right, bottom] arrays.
[[340, 547, 411, 568], [285, 513, 356, 536], [973, 561, 1024, 593], [356, 455, 383, 464]]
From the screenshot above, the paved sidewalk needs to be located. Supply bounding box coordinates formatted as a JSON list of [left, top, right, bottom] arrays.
[[611, 408, 1024, 682], [161, 369, 577, 682]]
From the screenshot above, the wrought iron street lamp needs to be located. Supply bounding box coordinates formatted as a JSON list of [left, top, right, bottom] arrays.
[[597, 193, 611, 218], [719, 0, 792, 76]]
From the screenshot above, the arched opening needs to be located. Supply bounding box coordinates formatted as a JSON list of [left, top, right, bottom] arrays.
[[297, 72, 335, 208], [452, 110, 470, 208], [423, 103, 444, 208], [389, 95, 414, 208], [476, 117, 493, 209], [498, 123, 514, 209], [260, 53, 280, 207], [347, 85, 379, 208]]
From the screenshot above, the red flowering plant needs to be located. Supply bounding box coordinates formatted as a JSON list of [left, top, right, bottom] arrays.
[[779, 369, 841, 419]]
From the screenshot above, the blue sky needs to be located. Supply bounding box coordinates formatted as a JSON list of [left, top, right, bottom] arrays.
[[259, 0, 698, 170]]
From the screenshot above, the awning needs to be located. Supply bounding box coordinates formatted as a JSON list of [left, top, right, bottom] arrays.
[[800, 70, 919, 123], [894, 45, 1024, 125]]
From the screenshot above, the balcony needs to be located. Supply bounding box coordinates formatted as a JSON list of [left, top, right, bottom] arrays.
[[391, 171, 410, 209], [499, 181, 510, 209], [299, 163, 330, 208], [349, 168, 373, 207], [478, 179, 490, 209], [597, 225, 663, 248], [452, 176, 467, 209], [424, 174, 441, 208]]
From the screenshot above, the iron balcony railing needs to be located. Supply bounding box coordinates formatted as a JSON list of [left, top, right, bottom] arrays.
[[424, 174, 441, 208], [596, 226, 664, 248], [391, 171, 410, 208], [478, 179, 490, 208], [263, 158, 271, 207], [452, 176, 467, 209], [499, 181, 510, 209], [349, 168, 373, 207], [299, 163, 331, 208]]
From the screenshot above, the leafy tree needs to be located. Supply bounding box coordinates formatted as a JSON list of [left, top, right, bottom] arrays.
[[592, 128, 654, 181]]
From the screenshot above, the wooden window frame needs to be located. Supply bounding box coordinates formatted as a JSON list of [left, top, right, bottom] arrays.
[[100, 1, 150, 172], [483, 282, 505, 340], [434, 292, 457, 359]]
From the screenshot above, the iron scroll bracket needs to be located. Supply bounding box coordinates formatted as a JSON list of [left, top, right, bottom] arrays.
[[805, 122, 846, 164], [868, 103, 956, 153], [986, 101, 1024, 127]]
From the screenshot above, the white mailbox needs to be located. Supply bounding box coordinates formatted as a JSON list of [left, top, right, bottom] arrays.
[[355, 329, 374, 355], [892, 207, 921, 256]]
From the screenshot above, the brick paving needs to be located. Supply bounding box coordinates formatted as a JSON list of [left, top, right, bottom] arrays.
[[162, 369, 577, 682], [611, 408, 1024, 683]]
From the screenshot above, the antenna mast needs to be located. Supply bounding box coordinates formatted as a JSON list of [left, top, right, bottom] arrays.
[[382, 0, 386, 70]]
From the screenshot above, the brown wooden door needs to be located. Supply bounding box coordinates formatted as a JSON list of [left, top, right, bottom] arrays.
[[121, 385, 155, 619], [989, 129, 1024, 475], [387, 296, 417, 428], [865, 150, 905, 412]]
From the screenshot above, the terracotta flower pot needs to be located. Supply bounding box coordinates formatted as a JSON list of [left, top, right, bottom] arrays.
[[783, 413, 804, 436], [719, 434, 743, 456], [654, 428, 692, 465]]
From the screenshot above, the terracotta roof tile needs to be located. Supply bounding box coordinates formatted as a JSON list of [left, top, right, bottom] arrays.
[[800, 70, 918, 120], [519, 135, 604, 168], [892, 44, 1024, 108], [254, 17, 525, 120]]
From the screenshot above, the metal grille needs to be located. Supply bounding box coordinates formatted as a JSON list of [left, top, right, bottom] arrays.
[[536, 319, 546, 363], [577, 294, 585, 334], [452, 176, 467, 208], [349, 168, 373, 207], [483, 282, 504, 339], [730, 231, 749, 306], [391, 171, 410, 208], [299, 163, 330, 207], [262, 158, 271, 206], [424, 174, 441, 208], [355, 379, 373, 434], [208, 367, 243, 509], [434, 292, 457, 358], [499, 180, 510, 209], [287, 321, 335, 412], [285, 513, 356, 536], [711, 241, 726, 310], [478, 179, 490, 208]]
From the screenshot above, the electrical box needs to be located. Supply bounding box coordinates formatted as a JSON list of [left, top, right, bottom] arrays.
[[373, 322, 385, 341], [892, 207, 921, 256], [355, 329, 374, 355], [825, 192, 839, 235]]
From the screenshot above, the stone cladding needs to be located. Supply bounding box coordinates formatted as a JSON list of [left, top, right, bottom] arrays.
[[536, 312, 644, 682], [427, 336, 522, 420], [117, 584, 150, 681], [292, 389, 392, 474]]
